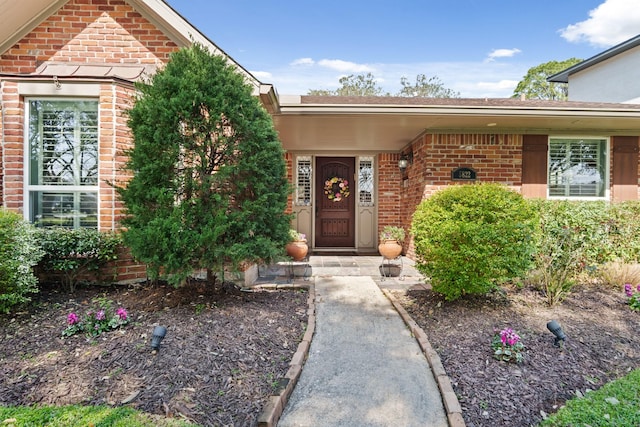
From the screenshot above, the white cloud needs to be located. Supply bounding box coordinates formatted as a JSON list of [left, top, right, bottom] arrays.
[[560, 0, 640, 47], [290, 57, 315, 66], [251, 70, 272, 80], [476, 80, 520, 92], [264, 59, 529, 98], [316, 59, 374, 73], [485, 48, 522, 62]]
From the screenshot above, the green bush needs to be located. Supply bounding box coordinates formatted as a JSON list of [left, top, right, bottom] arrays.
[[411, 183, 538, 300], [0, 209, 43, 313], [528, 200, 640, 305], [608, 201, 640, 262], [539, 369, 640, 426], [36, 228, 122, 291]]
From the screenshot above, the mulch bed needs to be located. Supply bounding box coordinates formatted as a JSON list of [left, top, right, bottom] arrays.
[[393, 283, 640, 427], [0, 281, 308, 427]]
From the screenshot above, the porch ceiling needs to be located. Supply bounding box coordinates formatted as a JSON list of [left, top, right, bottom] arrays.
[[273, 95, 640, 152]]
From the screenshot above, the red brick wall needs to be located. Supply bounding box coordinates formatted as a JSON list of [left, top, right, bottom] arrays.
[[0, 0, 183, 281], [377, 152, 403, 232], [0, 0, 176, 73], [0, 81, 23, 212], [402, 133, 523, 258], [284, 152, 294, 215]]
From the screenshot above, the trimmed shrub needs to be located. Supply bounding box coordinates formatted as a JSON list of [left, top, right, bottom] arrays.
[[0, 209, 43, 313], [36, 228, 122, 291], [412, 183, 538, 300]]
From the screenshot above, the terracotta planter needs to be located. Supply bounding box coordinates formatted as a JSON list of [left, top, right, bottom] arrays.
[[286, 241, 308, 261], [378, 240, 402, 259]]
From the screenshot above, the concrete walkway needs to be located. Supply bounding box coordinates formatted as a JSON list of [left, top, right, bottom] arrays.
[[277, 275, 449, 427]]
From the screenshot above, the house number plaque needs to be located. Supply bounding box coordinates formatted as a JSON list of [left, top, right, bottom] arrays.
[[451, 167, 476, 181]]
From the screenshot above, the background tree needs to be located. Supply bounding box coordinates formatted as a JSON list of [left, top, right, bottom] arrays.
[[308, 72, 458, 97], [397, 74, 460, 98], [512, 58, 582, 100], [308, 72, 385, 96], [117, 43, 291, 286]]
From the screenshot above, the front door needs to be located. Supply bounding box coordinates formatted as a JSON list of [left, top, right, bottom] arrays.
[[315, 157, 356, 247]]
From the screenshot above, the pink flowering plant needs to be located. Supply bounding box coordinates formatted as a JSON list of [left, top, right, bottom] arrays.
[[63, 298, 129, 338], [624, 283, 640, 311], [491, 327, 525, 363]]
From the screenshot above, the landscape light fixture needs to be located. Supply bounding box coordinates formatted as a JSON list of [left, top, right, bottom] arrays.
[[151, 325, 167, 351], [546, 320, 566, 347]]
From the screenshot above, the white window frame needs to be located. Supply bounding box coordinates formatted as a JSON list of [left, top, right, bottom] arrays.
[[547, 136, 609, 200], [24, 97, 100, 228], [294, 155, 312, 206]]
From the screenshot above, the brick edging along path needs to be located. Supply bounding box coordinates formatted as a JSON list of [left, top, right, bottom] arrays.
[[382, 288, 466, 427], [256, 283, 316, 427], [255, 282, 465, 427]]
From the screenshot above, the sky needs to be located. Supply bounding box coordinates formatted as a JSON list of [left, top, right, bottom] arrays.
[[165, 0, 640, 98]]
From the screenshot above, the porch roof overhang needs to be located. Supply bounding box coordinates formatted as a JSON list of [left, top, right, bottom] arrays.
[[273, 95, 640, 152]]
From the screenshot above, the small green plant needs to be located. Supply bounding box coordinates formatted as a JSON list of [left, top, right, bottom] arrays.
[[194, 303, 206, 315], [0, 209, 44, 313], [624, 283, 640, 311], [37, 228, 122, 291], [379, 225, 406, 242], [491, 327, 525, 363], [289, 229, 306, 242], [63, 299, 129, 338]]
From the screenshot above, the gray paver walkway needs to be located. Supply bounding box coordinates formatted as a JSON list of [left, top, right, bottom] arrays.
[[277, 275, 448, 427]]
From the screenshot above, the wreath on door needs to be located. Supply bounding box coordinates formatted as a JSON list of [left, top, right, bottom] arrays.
[[324, 177, 350, 202]]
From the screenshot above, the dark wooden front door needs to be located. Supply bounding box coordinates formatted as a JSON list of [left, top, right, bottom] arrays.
[[315, 157, 356, 247]]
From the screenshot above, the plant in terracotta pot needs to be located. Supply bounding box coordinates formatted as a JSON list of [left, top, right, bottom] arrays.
[[378, 226, 405, 259], [286, 229, 308, 261]]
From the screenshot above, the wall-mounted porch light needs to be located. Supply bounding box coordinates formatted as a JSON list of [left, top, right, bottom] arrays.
[[398, 151, 414, 174]]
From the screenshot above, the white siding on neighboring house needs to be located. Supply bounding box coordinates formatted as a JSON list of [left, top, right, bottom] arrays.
[[569, 46, 640, 104]]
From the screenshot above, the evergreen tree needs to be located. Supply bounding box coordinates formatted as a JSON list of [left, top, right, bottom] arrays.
[[117, 43, 291, 286]]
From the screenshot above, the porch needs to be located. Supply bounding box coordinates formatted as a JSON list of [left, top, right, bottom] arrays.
[[256, 255, 426, 290]]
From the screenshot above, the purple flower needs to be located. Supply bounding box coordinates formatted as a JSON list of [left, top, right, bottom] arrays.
[[637, 284, 640, 293], [67, 312, 79, 325], [116, 307, 128, 321], [625, 284, 633, 297], [500, 328, 520, 346], [95, 310, 106, 321]]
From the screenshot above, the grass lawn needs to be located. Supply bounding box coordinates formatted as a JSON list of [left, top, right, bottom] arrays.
[[0, 404, 199, 427], [539, 368, 640, 426]]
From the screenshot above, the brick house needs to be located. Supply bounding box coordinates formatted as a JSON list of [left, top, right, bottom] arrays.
[[2, 1, 640, 278], [273, 96, 640, 257]]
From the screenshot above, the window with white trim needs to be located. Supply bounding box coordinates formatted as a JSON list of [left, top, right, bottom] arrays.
[[26, 99, 99, 228], [358, 157, 374, 206], [295, 156, 312, 206], [548, 137, 607, 198]]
